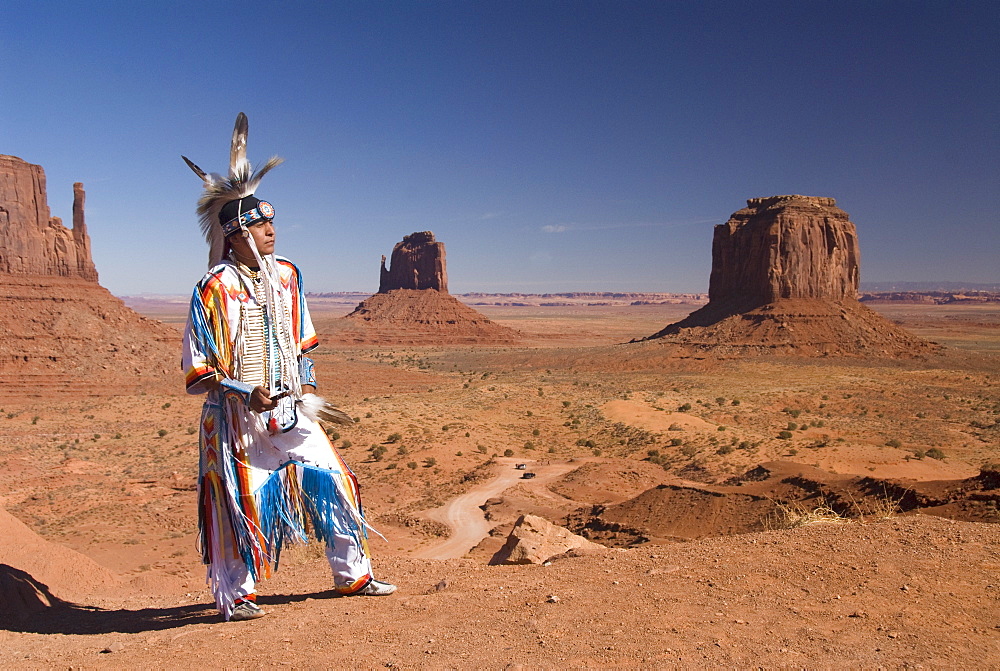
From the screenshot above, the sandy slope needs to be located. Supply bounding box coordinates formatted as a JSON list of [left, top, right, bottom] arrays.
[[1, 516, 997, 668], [1, 300, 998, 667]]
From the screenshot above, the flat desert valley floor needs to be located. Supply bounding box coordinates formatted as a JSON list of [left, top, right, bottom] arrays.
[[1, 299, 998, 668]]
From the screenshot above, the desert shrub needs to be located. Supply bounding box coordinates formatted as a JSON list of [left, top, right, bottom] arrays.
[[327, 429, 341, 440], [778, 430, 793, 440], [885, 438, 902, 448], [157, 429, 167, 437], [424, 457, 437, 467], [455, 451, 463, 457], [680, 445, 699, 457], [187, 426, 196, 435], [503, 448, 514, 457], [397, 445, 408, 455], [524, 441, 535, 450], [669, 438, 683, 446], [532, 428, 540, 436], [678, 403, 692, 412], [387, 432, 403, 443], [341, 440, 352, 448], [31, 416, 39, 425], [526, 410, 533, 416], [648, 449, 660, 458], [787, 422, 798, 431], [386, 463, 397, 469], [717, 444, 734, 455], [465, 432, 470, 437], [716, 397, 726, 405], [476, 444, 487, 454], [926, 447, 946, 460], [717, 426, 726, 431], [162, 402, 171, 409], [731, 399, 741, 406], [371, 445, 387, 461], [592, 449, 602, 456], [562, 401, 571, 408], [407, 461, 418, 470], [365, 412, 373, 418]]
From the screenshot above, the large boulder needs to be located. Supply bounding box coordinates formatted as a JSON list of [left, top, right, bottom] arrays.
[[491, 514, 605, 565]]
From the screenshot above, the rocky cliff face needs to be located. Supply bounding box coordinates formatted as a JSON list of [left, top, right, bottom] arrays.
[[645, 195, 935, 357], [709, 195, 859, 310], [379, 231, 448, 293], [0, 155, 98, 281]]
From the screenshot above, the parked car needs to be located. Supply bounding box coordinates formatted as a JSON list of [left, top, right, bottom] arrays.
[[521, 472, 536, 479], [515, 463, 527, 470]]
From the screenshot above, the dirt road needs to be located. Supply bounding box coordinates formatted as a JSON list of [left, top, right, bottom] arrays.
[[414, 458, 580, 559]]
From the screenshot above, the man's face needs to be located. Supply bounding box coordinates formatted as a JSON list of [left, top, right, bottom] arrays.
[[231, 219, 276, 259]]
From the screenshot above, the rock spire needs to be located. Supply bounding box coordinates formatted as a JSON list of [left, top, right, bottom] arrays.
[[0, 155, 98, 281]]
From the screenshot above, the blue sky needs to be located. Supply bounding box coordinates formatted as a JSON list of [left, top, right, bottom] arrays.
[[3, 1, 997, 295]]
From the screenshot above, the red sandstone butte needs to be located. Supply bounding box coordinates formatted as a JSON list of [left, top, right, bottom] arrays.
[[646, 195, 936, 357], [345, 231, 519, 343], [0, 155, 98, 281], [379, 230, 448, 293], [0, 155, 178, 392]]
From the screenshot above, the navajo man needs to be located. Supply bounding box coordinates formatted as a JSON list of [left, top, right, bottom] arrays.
[[181, 113, 395, 622]]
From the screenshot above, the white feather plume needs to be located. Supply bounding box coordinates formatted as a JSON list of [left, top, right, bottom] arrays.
[[182, 113, 284, 267], [298, 393, 356, 426]]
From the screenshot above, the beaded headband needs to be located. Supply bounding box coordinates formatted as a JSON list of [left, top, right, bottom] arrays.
[[221, 200, 275, 237]]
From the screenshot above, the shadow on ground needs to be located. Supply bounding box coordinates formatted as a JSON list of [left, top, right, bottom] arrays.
[[0, 588, 335, 635]]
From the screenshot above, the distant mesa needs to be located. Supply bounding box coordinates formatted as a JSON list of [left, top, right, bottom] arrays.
[[343, 231, 519, 344], [645, 195, 937, 357], [0, 155, 177, 392], [379, 230, 448, 293]]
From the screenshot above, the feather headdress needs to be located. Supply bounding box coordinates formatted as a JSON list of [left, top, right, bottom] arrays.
[[182, 112, 283, 267]]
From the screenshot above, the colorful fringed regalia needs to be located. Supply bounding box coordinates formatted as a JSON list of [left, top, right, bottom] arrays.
[[181, 113, 390, 621]]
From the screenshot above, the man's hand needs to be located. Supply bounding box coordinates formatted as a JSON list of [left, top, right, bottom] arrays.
[[250, 386, 278, 413]]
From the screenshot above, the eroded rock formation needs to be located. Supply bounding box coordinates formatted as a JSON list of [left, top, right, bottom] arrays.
[[342, 231, 519, 344], [379, 231, 448, 293], [645, 195, 936, 357], [0, 155, 98, 281], [0, 155, 178, 391], [709, 195, 859, 310]]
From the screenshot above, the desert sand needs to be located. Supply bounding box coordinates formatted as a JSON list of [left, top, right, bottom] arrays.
[[1, 298, 998, 668]]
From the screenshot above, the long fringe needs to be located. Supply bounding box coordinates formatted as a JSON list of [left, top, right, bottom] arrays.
[[253, 461, 379, 569]]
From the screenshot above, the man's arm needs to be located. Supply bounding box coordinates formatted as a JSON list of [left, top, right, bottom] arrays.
[[201, 376, 279, 413]]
